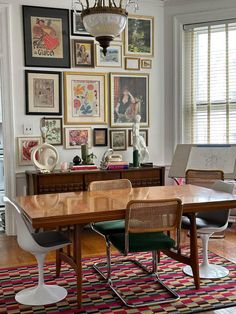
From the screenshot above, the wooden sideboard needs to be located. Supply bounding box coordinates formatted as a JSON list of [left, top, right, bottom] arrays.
[[25, 166, 165, 195]]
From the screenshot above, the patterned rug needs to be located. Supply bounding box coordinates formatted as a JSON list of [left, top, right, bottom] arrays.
[[0, 251, 236, 314]]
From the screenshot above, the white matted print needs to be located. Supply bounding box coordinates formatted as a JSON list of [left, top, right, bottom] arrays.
[[125, 58, 140, 70], [17, 136, 42, 165], [64, 127, 91, 149], [96, 45, 122, 67]]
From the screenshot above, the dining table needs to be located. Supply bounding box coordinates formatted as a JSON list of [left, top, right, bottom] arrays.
[[15, 184, 236, 307]]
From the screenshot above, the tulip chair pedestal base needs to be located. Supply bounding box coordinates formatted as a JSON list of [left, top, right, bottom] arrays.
[[183, 264, 229, 279], [15, 284, 67, 306]]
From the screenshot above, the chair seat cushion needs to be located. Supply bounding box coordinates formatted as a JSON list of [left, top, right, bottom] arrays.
[[109, 232, 175, 254], [32, 231, 71, 248], [92, 220, 125, 236], [182, 216, 223, 230]]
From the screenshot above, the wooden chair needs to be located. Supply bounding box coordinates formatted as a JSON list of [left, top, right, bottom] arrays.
[[101, 199, 183, 307], [185, 169, 224, 187]]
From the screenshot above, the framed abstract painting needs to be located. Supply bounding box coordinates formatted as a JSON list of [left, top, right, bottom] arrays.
[[17, 136, 42, 166], [64, 127, 92, 149]]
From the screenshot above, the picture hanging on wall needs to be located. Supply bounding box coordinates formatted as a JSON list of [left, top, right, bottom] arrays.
[[23, 6, 70, 67], [73, 39, 95, 67], [71, 11, 93, 37], [110, 73, 149, 128], [25, 70, 62, 115], [125, 15, 154, 57], [41, 117, 63, 145], [17, 136, 42, 166], [128, 129, 148, 146], [96, 44, 122, 68], [64, 72, 107, 125], [64, 127, 92, 149], [93, 128, 108, 146], [110, 130, 127, 151]]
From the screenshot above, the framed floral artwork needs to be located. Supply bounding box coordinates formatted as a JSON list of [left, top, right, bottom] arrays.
[[25, 70, 62, 115], [93, 128, 108, 146], [41, 117, 63, 145], [71, 11, 93, 37], [96, 44, 122, 67], [110, 73, 149, 128], [125, 15, 154, 57], [73, 39, 95, 67], [17, 136, 42, 166], [64, 127, 91, 149], [110, 130, 127, 151], [128, 129, 148, 146], [64, 72, 107, 125], [23, 6, 70, 67]]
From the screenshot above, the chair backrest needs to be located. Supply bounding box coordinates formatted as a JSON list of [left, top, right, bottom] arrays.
[[125, 199, 183, 253], [185, 169, 224, 188], [88, 179, 132, 192]]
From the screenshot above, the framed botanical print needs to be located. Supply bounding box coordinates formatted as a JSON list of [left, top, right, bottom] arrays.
[[25, 70, 62, 115], [71, 11, 93, 37], [96, 44, 122, 68], [23, 6, 70, 67], [73, 39, 95, 67], [110, 130, 127, 151], [64, 72, 107, 125], [110, 73, 149, 128], [41, 117, 63, 145], [17, 136, 42, 166], [128, 129, 148, 146], [125, 15, 154, 57], [93, 128, 108, 146], [64, 127, 92, 149]]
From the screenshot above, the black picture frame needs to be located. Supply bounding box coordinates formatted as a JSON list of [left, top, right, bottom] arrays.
[[93, 128, 108, 147], [25, 70, 62, 115], [71, 10, 93, 37], [23, 6, 70, 67]]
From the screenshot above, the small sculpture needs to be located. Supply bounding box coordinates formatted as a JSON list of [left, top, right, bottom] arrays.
[[32, 143, 59, 173], [73, 155, 82, 165], [132, 115, 149, 165]]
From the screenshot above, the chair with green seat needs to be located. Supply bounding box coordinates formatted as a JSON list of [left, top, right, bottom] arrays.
[[88, 179, 132, 278], [100, 198, 183, 308]]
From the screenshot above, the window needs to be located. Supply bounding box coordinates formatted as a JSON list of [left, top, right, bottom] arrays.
[[183, 20, 236, 144]]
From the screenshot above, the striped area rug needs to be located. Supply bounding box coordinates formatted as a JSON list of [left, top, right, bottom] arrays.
[[0, 251, 236, 314]]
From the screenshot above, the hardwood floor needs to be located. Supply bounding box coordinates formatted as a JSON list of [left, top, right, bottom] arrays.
[[0, 224, 236, 314]]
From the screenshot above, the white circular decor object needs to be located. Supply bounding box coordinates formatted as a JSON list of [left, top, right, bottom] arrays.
[[32, 143, 59, 172]]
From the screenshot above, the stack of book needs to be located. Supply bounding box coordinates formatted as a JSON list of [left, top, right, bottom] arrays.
[[106, 161, 129, 170], [70, 165, 98, 171]]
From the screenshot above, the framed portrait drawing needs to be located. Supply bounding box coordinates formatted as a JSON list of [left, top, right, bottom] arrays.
[[125, 15, 154, 57], [25, 70, 62, 115], [110, 130, 127, 151], [64, 127, 92, 149], [125, 57, 140, 70], [41, 117, 63, 145], [23, 6, 70, 67], [96, 44, 122, 68], [93, 128, 108, 147], [17, 136, 42, 166], [141, 59, 152, 69], [128, 129, 148, 146], [110, 73, 149, 128], [71, 11, 93, 37], [64, 72, 107, 125], [73, 39, 95, 67]]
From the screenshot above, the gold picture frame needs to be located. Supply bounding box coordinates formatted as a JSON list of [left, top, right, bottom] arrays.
[[125, 57, 140, 70]]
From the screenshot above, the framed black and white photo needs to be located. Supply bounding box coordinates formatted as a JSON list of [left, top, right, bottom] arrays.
[[110, 130, 127, 151], [71, 10, 93, 37]]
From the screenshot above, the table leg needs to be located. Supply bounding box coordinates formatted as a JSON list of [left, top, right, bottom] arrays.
[[73, 224, 83, 307]]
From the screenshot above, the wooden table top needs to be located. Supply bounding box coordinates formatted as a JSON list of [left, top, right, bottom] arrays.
[[16, 184, 236, 228]]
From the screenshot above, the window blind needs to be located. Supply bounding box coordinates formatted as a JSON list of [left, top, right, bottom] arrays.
[[183, 20, 236, 144]]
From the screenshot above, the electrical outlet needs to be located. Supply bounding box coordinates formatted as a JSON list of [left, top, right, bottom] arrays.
[[23, 124, 33, 135]]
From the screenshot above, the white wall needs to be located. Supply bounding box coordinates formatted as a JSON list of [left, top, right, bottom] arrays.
[[0, 0, 165, 182]]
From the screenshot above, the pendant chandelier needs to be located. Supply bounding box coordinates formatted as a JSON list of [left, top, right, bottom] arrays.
[[73, 0, 139, 55]]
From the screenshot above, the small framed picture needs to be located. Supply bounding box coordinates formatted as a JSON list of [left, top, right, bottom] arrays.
[[64, 127, 91, 149], [141, 59, 152, 69], [73, 39, 95, 67], [125, 57, 140, 70], [17, 136, 42, 166], [128, 129, 148, 147], [96, 44, 122, 67], [110, 130, 127, 151], [25, 70, 62, 115], [71, 11, 93, 37], [93, 128, 108, 147], [41, 117, 63, 145]]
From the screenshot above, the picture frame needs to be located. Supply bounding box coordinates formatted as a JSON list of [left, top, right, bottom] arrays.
[[125, 15, 154, 57], [73, 39, 95, 67], [25, 70, 62, 115], [64, 127, 92, 149], [96, 44, 122, 68], [93, 128, 108, 147], [71, 10, 93, 37], [110, 73, 149, 128], [41, 117, 63, 145], [141, 59, 152, 69], [64, 72, 107, 125], [23, 6, 70, 67], [125, 57, 140, 70], [110, 130, 127, 151], [128, 129, 148, 146], [17, 136, 42, 166]]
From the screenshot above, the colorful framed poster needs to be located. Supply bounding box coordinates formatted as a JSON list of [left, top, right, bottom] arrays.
[[64, 72, 107, 125], [110, 73, 149, 128], [128, 129, 148, 146], [125, 15, 154, 57], [64, 127, 91, 149], [71, 11, 93, 37], [96, 44, 122, 68], [25, 70, 62, 115], [141, 59, 152, 69], [110, 130, 127, 151], [41, 117, 63, 145], [93, 128, 108, 146], [73, 39, 95, 67], [125, 57, 140, 70], [17, 136, 42, 166], [23, 6, 70, 67]]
